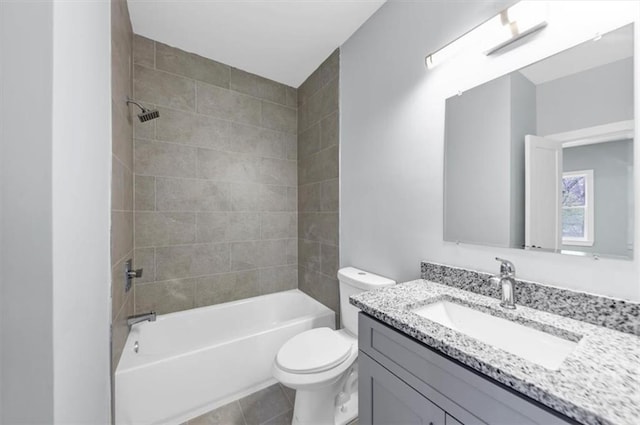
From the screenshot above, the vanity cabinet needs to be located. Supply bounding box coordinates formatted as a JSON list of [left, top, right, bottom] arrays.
[[358, 313, 575, 425]]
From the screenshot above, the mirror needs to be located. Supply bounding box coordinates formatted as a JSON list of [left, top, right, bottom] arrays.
[[444, 24, 634, 259]]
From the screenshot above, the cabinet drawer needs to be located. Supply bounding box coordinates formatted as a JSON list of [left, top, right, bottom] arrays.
[[360, 352, 445, 425], [359, 313, 574, 425]]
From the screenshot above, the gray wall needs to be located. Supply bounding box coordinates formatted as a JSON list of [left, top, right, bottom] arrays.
[[537, 57, 634, 135], [562, 140, 633, 257], [297, 50, 340, 318], [132, 36, 298, 315], [111, 0, 135, 380], [0, 2, 54, 422]]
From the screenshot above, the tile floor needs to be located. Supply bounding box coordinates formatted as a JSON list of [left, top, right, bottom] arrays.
[[184, 383, 294, 425], [183, 383, 359, 425]]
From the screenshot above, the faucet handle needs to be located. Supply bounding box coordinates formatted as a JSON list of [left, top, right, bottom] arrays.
[[495, 257, 515, 277]]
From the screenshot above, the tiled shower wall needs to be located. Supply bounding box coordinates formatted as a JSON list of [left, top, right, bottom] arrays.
[[297, 50, 340, 319], [132, 36, 298, 314], [110, 0, 134, 373]]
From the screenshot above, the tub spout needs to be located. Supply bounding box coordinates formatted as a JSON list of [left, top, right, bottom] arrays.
[[127, 312, 156, 328]]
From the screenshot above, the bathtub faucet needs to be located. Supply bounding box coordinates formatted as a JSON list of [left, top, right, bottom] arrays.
[[127, 311, 156, 328]]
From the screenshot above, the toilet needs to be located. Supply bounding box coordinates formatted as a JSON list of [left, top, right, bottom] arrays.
[[272, 267, 395, 425]]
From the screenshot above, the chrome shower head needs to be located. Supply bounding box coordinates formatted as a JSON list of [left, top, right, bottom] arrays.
[[126, 98, 160, 122]]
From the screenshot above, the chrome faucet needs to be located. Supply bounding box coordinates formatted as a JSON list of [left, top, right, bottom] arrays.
[[490, 257, 516, 309], [127, 311, 156, 328]]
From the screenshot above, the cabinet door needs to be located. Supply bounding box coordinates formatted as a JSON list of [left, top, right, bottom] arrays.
[[360, 352, 445, 425]]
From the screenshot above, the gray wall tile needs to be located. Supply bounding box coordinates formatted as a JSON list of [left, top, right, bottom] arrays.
[[133, 102, 156, 140], [320, 243, 339, 278], [298, 183, 321, 212], [260, 265, 297, 294], [298, 266, 339, 314], [320, 111, 339, 150], [156, 42, 229, 89], [196, 82, 261, 126], [197, 149, 260, 183], [112, 156, 131, 211], [261, 212, 296, 239], [135, 279, 195, 314], [156, 177, 231, 212], [135, 212, 195, 247], [113, 104, 134, 171], [298, 49, 339, 107], [134, 248, 155, 284], [230, 68, 286, 105], [285, 87, 297, 108], [299, 212, 338, 245], [298, 145, 338, 185], [259, 185, 297, 212], [286, 239, 298, 265], [156, 107, 229, 150], [133, 34, 154, 68], [230, 183, 262, 211], [194, 271, 260, 307], [297, 50, 340, 316], [227, 212, 261, 241], [112, 211, 133, 264], [134, 65, 195, 111], [156, 243, 231, 280], [261, 102, 297, 134], [260, 158, 296, 186], [231, 240, 287, 271], [320, 178, 338, 212], [298, 123, 320, 159], [134, 139, 197, 178], [133, 38, 300, 315], [299, 239, 320, 273], [227, 122, 291, 160], [196, 212, 260, 243], [134, 175, 155, 211]]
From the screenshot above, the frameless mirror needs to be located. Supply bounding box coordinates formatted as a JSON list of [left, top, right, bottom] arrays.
[[444, 24, 634, 259]]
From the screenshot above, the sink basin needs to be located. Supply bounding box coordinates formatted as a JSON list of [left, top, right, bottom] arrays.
[[412, 300, 579, 370]]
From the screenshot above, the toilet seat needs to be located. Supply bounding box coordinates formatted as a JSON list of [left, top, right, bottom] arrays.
[[276, 328, 352, 374]]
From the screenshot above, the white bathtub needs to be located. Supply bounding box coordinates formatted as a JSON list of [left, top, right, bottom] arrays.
[[115, 289, 335, 425]]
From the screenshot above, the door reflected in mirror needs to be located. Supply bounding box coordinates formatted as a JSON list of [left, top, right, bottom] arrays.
[[444, 24, 634, 259]]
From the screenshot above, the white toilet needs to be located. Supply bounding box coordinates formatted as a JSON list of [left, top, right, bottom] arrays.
[[272, 267, 395, 425]]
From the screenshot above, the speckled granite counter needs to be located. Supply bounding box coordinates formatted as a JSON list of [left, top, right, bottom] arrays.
[[350, 280, 640, 425]]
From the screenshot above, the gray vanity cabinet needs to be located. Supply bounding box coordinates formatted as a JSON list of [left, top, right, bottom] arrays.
[[360, 353, 445, 425], [358, 313, 574, 425]]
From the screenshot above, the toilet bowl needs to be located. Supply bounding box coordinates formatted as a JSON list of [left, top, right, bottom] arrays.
[[272, 267, 395, 425]]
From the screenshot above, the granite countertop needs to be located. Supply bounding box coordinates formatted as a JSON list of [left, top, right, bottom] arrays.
[[350, 279, 640, 425]]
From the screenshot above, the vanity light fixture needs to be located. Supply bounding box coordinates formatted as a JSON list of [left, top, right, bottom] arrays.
[[425, 1, 548, 69]]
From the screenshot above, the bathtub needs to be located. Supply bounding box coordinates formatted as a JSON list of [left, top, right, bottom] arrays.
[[115, 289, 335, 425]]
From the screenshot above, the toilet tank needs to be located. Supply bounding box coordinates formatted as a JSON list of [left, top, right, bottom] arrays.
[[338, 267, 395, 335]]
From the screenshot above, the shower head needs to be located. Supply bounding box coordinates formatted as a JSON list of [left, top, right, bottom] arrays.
[[137, 108, 159, 122], [126, 98, 160, 122]]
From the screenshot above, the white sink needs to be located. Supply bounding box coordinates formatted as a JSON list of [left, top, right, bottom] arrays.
[[412, 300, 579, 370]]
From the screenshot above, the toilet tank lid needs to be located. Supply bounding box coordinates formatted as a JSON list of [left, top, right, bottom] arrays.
[[337, 267, 395, 290]]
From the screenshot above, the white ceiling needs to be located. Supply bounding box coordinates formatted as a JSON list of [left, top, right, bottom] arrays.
[[519, 24, 633, 85], [127, 0, 386, 88]]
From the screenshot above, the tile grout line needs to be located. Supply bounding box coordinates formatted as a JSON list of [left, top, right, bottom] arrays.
[[135, 62, 296, 110], [133, 140, 297, 176]]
